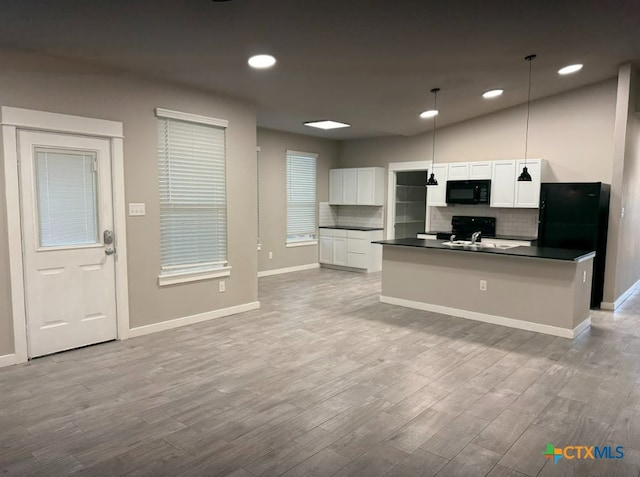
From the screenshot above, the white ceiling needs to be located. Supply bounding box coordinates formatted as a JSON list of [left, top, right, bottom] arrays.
[[0, 0, 639, 139]]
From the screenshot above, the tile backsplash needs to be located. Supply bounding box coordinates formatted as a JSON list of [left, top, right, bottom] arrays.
[[319, 202, 384, 228], [429, 205, 538, 237]]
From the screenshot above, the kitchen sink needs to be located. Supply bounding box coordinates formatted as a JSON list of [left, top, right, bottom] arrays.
[[442, 241, 518, 250]]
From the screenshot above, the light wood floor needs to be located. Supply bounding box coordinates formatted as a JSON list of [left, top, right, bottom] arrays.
[[2, 268, 640, 476]]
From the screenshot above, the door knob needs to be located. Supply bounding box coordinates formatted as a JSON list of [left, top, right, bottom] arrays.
[[105, 246, 116, 256]]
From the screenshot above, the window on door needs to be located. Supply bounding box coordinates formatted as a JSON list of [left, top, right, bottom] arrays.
[[35, 148, 99, 247], [156, 108, 229, 285], [286, 150, 318, 246]]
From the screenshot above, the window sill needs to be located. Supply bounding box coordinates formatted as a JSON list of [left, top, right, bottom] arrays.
[[158, 266, 231, 286], [286, 240, 318, 248]]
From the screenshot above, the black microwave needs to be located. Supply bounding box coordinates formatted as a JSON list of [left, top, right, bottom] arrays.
[[445, 180, 491, 204]]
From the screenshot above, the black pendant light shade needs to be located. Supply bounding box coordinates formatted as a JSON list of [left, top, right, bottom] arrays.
[[518, 166, 532, 182], [518, 54, 536, 182], [426, 88, 440, 187]]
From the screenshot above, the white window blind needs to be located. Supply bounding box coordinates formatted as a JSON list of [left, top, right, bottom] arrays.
[[286, 150, 317, 243], [35, 148, 98, 248], [157, 113, 228, 276]]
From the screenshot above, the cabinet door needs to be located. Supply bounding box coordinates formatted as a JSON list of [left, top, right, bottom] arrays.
[[332, 237, 347, 265], [447, 163, 469, 180], [319, 236, 333, 264], [356, 168, 375, 205], [426, 164, 448, 207], [346, 252, 367, 269], [514, 159, 542, 208], [469, 161, 492, 179], [343, 169, 358, 205], [329, 169, 343, 205], [490, 160, 516, 208]]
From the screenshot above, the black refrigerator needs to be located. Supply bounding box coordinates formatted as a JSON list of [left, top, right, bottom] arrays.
[[537, 182, 610, 308]]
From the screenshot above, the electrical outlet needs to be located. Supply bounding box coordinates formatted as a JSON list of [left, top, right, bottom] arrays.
[[479, 280, 487, 291], [621, 207, 625, 218], [583, 271, 587, 283], [219, 281, 226, 293], [268, 251, 273, 260], [128, 203, 146, 216]]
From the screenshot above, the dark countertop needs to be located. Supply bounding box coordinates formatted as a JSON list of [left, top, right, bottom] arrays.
[[420, 231, 538, 241], [319, 226, 384, 231], [373, 238, 595, 262]]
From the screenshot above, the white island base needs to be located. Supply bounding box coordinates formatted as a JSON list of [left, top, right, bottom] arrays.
[[379, 245, 594, 339]]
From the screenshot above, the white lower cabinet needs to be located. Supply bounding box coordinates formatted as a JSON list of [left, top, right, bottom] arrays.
[[319, 236, 333, 263], [319, 228, 383, 272], [332, 237, 347, 265]]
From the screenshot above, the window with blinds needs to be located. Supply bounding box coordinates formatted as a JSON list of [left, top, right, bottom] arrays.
[[35, 148, 98, 248], [157, 109, 228, 279], [286, 150, 317, 244]]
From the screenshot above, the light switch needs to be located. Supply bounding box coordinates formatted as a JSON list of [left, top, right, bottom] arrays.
[[129, 203, 146, 216]]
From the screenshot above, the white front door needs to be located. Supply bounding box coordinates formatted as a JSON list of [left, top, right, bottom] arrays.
[[18, 130, 117, 358]]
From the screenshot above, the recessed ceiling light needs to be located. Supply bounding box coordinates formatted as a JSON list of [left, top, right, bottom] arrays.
[[248, 54, 276, 69], [419, 110, 439, 119], [482, 89, 504, 99], [304, 120, 351, 130], [558, 64, 583, 75]]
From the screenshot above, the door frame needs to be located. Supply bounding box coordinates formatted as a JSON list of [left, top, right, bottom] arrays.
[[386, 161, 432, 240], [1, 106, 130, 363]]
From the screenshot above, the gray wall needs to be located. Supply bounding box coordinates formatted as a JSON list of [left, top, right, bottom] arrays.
[[606, 64, 640, 302], [0, 48, 258, 355], [257, 128, 339, 272]]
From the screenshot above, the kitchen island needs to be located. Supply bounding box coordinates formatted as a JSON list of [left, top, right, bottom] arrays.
[[374, 238, 595, 338]]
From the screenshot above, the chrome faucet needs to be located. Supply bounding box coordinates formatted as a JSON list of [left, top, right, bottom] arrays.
[[450, 234, 456, 242], [471, 231, 482, 244]]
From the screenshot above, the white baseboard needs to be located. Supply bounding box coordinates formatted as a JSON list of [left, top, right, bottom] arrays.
[[380, 295, 590, 339], [601, 277, 640, 311], [258, 263, 319, 278], [129, 301, 260, 338], [0, 354, 17, 368]]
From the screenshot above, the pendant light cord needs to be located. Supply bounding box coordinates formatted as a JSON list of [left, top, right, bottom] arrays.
[[524, 54, 536, 166], [431, 88, 439, 165]]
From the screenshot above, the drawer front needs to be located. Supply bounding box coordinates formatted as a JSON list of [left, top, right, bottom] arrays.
[[319, 228, 348, 238], [347, 238, 367, 253], [346, 252, 367, 269], [346, 229, 369, 239]]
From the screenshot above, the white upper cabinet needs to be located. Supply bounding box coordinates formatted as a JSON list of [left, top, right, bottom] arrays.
[[514, 159, 542, 208], [447, 162, 469, 180], [329, 169, 343, 204], [426, 163, 448, 207], [328, 167, 384, 206], [356, 167, 385, 205], [490, 160, 516, 208], [423, 158, 546, 209], [343, 168, 358, 204], [469, 161, 492, 179]]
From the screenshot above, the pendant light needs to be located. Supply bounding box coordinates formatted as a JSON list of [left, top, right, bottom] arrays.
[[426, 88, 440, 186], [518, 54, 536, 182]]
